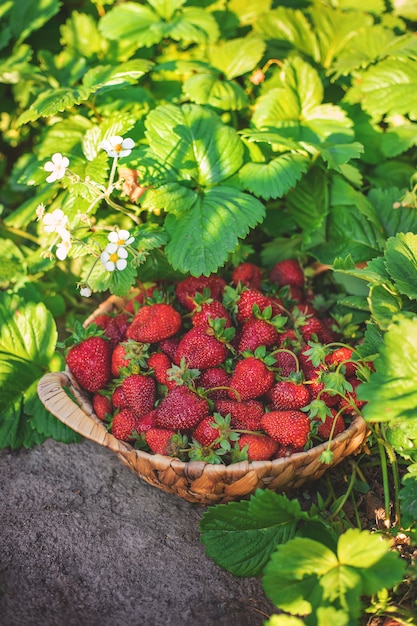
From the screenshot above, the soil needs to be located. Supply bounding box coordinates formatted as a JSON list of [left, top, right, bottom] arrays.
[[1, 436, 415, 625]]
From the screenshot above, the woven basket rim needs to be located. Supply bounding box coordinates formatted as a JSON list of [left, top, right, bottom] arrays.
[[38, 368, 369, 476]]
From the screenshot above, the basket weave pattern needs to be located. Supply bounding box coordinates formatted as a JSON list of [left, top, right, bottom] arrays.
[[37, 368, 368, 505]]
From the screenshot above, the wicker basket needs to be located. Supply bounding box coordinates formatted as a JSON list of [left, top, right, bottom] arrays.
[[37, 294, 369, 505]]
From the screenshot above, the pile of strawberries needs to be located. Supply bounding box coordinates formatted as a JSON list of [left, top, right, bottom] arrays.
[[65, 259, 369, 464]]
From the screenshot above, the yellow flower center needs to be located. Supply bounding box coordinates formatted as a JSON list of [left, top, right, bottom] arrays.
[[109, 253, 119, 263], [114, 143, 123, 153], [117, 239, 125, 246]]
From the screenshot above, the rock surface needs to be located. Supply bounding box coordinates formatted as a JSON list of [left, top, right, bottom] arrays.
[[0, 438, 275, 626]]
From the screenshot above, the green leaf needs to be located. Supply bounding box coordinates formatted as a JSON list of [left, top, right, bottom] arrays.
[[385, 232, 417, 300], [183, 73, 249, 111], [263, 529, 405, 620], [60, 10, 105, 58], [359, 316, 417, 422], [238, 153, 309, 200], [208, 36, 266, 80], [199, 490, 309, 577], [168, 7, 220, 44], [145, 103, 244, 185], [286, 168, 328, 235], [367, 187, 417, 239], [345, 59, 417, 118], [25, 381, 81, 444], [368, 283, 403, 330], [164, 186, 265, 276], [99, 3, 162, 48], [17, 85, 94, 126], [0, 395, 47, 450], [82, 60, 154, 91], [399, 473, 417, 528], [10, 0, 61, 45]]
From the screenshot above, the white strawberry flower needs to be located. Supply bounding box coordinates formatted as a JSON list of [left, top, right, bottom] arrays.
[[107, 229, 134, 247], [100, 244, 129, 272], [56, 237, 71, 261], [100, 136, 135, 158], [43, 209, 68, 234], [79, 285, 92, 298], [44, 153, 70, 183]]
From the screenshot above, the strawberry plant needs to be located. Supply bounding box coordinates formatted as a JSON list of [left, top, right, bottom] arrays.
[[1, 0, 417, 623]]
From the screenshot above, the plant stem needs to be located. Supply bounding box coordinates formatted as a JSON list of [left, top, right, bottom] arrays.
[[329, 462, 357, 520]]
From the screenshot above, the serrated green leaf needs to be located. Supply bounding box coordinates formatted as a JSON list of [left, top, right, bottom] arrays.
[[168, 7, 220, 44], [208, 36, 266, 80], [199, 490, 308, 577], [183, 73, 249, 111], [345, 58, 417, 118], [399, 474, 417, 528], [359, 316, 417, 422], [37, 115, 93, 161], [286, 168, 328, 234], [386, 416, 417, 462], [164, 186, 265, 276], [227, 0, 272, 26], [17, 85, 94, 126], [368, 187, 417, 238], [10, 0, 61, 45], [0, 395, 47, 450], [253, 7, 321, 63], [368, 283, 403, 330], [0, 43, 34, 84], [238, 153, 309, 200], [385, 232, 417, 299], [319, 142, 364, 170], [141, 182, 197, 215], [25, 381, 81, 444], [0, 302, 57, 366], [60, 10, 104, 58], [99, 2, 161, 48], [145, 103, 243, 185], [82, 60, 153, 91]]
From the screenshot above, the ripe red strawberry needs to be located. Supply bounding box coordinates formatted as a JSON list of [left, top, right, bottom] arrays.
[[228, 357, 275, 401], [299, 316, 328, 343], [158, 336, 181, 361], [66, 334, 112, 393], [89, 313, 112, 330], [272, 349, 299, 378], [269, 259, 304, 288], [325, 347, 357, 378], [192, 416, 222, 447], [174, 326, 229, 369], [215, 399, 264, 430], [111, 408, 141, 442], [192, 300, 232, 328], [238, 434, 279, 461], [261, 410, 311, 450], [155, 386, 209, 430], [92, 393, 112, 420], [121, 373, 156, 418], [197, 367, 231, 401], [175, 275, 224, 311], [315, 410, 346, 440], [236, 289, 272, 324], [232, 262, 262, 290], [270, 381, 311, 411], [104, 312, 131, 347], [145, 428, 176, 455], [148, 352, 177, 389], [111, 340, 148, 377], [308, 377, 339, 407], [136, 409, 158, 434], [111, 384, 128, 409], [338, 377, 366, 414], [237, 318, 279, 353], [126, 303, 181, 343]]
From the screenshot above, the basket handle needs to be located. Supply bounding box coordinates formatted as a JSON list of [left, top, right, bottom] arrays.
[[37, 371, 130, 454]]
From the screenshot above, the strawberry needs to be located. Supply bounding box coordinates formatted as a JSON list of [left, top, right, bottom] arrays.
[[237, 318, 279, 353], [126, 303, 182, 343], [111, 384, 128, 409], [111, 408, 141, 442], [232, 262, 262, 290], [192, 300, 232, 328], [155, 385, 209, 430], [325, 346, 357, 378], [104, 312, 131, 347], [145, 428, 177, 455], [315, 409, 346, 440], [66, 331, 112, 393], [174, 325, 229, 369], [136, 409, 158, 434], [215, 399, 264, 430], [148, 352, 177, 389], [272, 350, 299, 378], [238, 434, 279, 461], [197, 367, 231, 401], [260, 410, 311, 450], [338, 377, 366, 414], [308, 376, 340, 407], [92, 393, 112, 420], [228, 356, 275, 401], [89, 313, 112, 330], [121, 373, 156, 418], [175, 276, 217, 312], [298, 316, 328, 343], [192, 416, 222, 447], [111, 340, 148, 377], [205, 275, 227, 301], [270, 381, 311, 411], [123, 284, 158, 314], [269, 259, 304, 288], [158, 336, 181, 361], [236, 289, 272, 324]]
